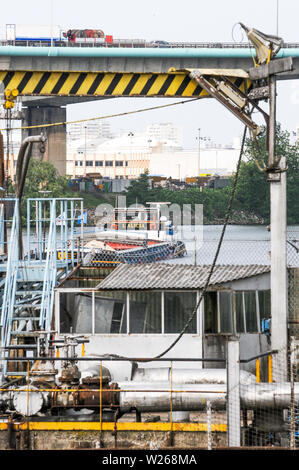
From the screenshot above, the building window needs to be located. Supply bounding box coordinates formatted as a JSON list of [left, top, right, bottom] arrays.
[[235, 291, 245, 333], [105, 161, 113, 166], [204, 292, 218, 333], [94, 291, 127, 334], [86, 161, 93, 166], [95, 161, 103, 167], [129, 291, 161, 333], [219, 291, 233, 333], [244, 291, 258, 333], [60, 293, 93, 334], [115, 161, 124, 167], [164, 292, 197, 334], [258, 290, 271, 328], [59, 288, 269, 336], [204, 289, 268, 335]]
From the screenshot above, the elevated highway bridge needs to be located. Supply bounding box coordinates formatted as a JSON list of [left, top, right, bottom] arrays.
[[0, 45, 297, 174]]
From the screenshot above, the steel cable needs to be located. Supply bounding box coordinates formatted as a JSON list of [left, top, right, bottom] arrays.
[[151, 124, 248, 360], [100, 123, 247, 363], [0, 98, 201, 132]]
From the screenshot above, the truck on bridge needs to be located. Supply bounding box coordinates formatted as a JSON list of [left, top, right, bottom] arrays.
[[6, 23, 63, 44]]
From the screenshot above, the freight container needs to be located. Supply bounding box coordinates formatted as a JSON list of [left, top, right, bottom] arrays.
[[6, 24, 62, 42]]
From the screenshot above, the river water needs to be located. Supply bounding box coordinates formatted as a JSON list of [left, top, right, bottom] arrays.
[[81, 224, 299, 266], [166, 224, 299, 266], [17, 224, 299, 267]]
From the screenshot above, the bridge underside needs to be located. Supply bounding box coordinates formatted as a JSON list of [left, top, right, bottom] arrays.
[[0, 71, 251, 99], [0, 53, 298, 79]]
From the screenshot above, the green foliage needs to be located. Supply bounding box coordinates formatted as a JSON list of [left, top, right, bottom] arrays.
[[233, 124, 299, 224], [125, 170, 152, 206], [20, 158, 70, 198]]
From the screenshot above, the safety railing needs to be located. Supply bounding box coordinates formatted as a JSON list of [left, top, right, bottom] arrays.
[[39, 200, 57, 332], [0, 198, 19, 377], [0, 40, 299, 49]]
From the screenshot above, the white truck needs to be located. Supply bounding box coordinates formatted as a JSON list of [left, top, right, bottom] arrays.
[[6, 24, 63, 43]]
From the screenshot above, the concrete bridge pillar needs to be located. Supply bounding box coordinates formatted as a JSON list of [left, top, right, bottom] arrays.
[[22, 106, 66, 175]]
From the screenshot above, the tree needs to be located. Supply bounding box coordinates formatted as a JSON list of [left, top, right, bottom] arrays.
[[20, 158, 70, 199], [233, 124, 299, 224], [9, 158, 71, 221], [125, 170, 152, 205]]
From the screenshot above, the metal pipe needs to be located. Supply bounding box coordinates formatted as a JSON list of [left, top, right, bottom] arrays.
[[2, 380, 299, 416], [0, 46, 298, 59], [119, 382, 227, 412], [119, 381, 299, 413], [240, 383, 299, 409], [132, 368, 256, 385], [15, 135, 46, 259]]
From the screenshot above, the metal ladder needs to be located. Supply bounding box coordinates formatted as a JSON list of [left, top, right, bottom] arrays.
[[0, 197, 83, 379]]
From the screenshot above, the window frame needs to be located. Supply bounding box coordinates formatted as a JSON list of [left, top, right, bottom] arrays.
[[56, 287, 269, 336], [56, 288, 201, 336]]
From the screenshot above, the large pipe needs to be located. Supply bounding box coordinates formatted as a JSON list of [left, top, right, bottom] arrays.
[[15, 135, 46, 259], [119, 382, 227, 412], [0, 46, 298, 59], [4, 380, 299, 416], [132, 368, 256, 385], [119, 381, 299, 413]]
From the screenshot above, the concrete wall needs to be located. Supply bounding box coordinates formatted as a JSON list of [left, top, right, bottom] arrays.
[[22, 106, 66, 175], [0, 427, 227, 450]]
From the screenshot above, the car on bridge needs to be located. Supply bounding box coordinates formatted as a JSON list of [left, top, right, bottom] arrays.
[[149, 40, 169, 48]]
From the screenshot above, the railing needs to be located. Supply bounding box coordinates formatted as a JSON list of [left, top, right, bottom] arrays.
[[0, 198, 19, 377], [39, 199, 57, 332], [0, 39, 299, 49]]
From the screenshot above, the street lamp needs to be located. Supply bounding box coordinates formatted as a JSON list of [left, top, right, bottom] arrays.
[[128, 132, 134, 178], [196, 129, 211, 177]]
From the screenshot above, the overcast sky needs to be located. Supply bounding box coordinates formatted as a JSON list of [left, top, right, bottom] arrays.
[[2, 0, 299, 147]]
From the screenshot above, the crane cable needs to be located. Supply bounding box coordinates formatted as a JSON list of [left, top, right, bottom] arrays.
[[0, 97, 201, 132]]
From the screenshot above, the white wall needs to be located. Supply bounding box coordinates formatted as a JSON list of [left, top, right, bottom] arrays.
[[149, 148, 240, 178]]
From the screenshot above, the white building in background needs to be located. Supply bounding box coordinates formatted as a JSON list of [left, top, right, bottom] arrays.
[[67, 132, 160, 179], [146, 123, 183, 147], [66, 129, 241, 180], [149, 147, 240, 179], [67, 120, 112, 141]]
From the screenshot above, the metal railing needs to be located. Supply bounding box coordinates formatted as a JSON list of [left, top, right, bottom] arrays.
[[0, 198, 19, 377], [0, 39, 299, 49]]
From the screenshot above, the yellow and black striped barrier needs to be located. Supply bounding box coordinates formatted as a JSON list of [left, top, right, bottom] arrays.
[[0, 70, 252, 98]]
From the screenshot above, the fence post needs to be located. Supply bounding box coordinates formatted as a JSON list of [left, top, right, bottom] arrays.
[[207, 400, 212, 450], [226, 336, 241, 447]]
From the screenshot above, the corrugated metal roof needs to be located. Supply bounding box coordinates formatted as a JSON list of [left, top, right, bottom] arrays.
[[98, 264, 270, 290]]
